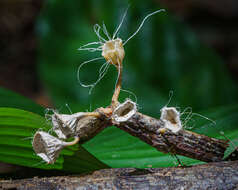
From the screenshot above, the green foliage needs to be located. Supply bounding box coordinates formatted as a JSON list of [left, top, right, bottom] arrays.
[[0, 87, 108, 172], [0, 87, 44, 115], [224, 138, 238, 159], [0, 107, 61, 169], [1, 0, 238, 172], [0, 107, 108, 172]]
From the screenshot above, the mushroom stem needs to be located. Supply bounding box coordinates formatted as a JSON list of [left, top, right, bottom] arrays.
[[111, 60, 123, 108], [65, 136, 80, 146]]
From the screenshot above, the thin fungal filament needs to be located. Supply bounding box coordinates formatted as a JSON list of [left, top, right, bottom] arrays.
[[113, 6, 130, 39], [123, 9, 165, 45]]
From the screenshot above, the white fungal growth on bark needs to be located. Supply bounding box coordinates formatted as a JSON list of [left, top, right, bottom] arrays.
[[52, 112, 88, 139], [32, 131, 79, 164], [112, 99, 137, 123], [32, 131, 67, 164], [160, 107, 182, 133], [33, 110, 99, 164]]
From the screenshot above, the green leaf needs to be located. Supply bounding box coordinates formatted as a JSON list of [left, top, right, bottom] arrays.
[[0, 87, 45, 116], [223, 139, 238, 159], [191, 105, 238, 142], [0, 107, 108, 172]]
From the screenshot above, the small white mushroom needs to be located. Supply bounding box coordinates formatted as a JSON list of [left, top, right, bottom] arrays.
[[32, 131, 79, 164], [160, 107, 182, 133], [32, 131, 67, 164], [113, 99, 137, 123], [51, 112, 87, 139]]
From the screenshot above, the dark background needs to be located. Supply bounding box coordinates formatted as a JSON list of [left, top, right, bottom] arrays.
[[0, 0, 237, 108]]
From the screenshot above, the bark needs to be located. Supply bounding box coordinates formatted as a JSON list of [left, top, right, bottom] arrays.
[[1, 161, 238, 190], [33, 100, 237, 166], [65, 101, 237, 163], [115, 111, 237, 162]]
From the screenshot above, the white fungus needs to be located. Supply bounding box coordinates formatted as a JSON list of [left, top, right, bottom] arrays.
[[32, 131, 79, 164], [32, 131, 67, 164], [113, 99, 137, 123], [52, 112, 88, 139], [160, 107, 182, 133]]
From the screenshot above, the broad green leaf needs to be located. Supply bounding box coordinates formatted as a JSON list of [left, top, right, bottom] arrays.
[[0, 87, 45, 116], [0, 108, 108, 172], [191, 105, 238, 141]]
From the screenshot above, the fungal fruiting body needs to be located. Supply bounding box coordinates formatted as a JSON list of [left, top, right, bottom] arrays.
[[102, 38, 125, 66], [52, 112, 82, 139], [33, 131, 79, 164], [160, 107, 182, 133], [51, 111, 99, 139], [101, 38, 125, 108], [112, 99, 137, 123], [77, 9, 165, 105]]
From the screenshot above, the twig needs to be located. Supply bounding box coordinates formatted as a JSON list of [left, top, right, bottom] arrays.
[[33, 99, 238, 163], [114, 111, 232, 162]]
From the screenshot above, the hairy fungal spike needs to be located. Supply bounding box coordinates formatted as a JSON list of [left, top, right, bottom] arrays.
[[78, 41, 103, 52], [31, 9, 231, 167], [123, 9, 165, 45], [65, 103, 73, 114], [93, 24, 107, 42], [102, 21, 111, 40], [113, 6, 129, 39], [77, 57, 106, 94], [120, 88, 138, 104], [165, 90, 174, 108]]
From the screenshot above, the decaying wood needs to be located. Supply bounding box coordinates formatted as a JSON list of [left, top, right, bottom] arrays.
[[114, 111, 235, 162], [1, 161, 238, 190], [33, 99, 237, 165], [78, 106, 236, 163]]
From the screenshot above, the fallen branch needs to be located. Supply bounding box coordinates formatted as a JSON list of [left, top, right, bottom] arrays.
[[113, 105, 232, 162], [1, 161, 238, 190], [33, 99, 237, 164]]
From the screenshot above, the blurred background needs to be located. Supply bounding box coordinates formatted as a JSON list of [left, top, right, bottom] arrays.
[[0, 0, 238, 112], [0, 0, 238, 176]]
